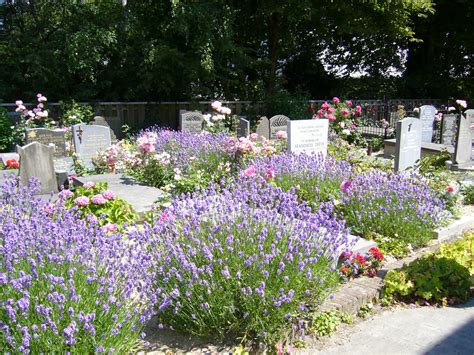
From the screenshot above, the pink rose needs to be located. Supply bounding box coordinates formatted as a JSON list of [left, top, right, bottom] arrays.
[[102, 223, 118, 233], [328, 107, 335, 113], [86, 214, 98, 225], [321, 102, 329, 110], [312, 114, 319, 120], [345, 100, 352, 106], [91, 194, 108, 205], [351, 123, 357, 130], [83, 181, 95, 189], [243, 167, 257, 177], [275, 130, 287, 140], [220, 106, 232, 115], [333, 97, 340, 103], [211, 101, 222, 110], [15, 100, 23, 106], [102, 190, 116, 200], [328, 114, 336, 122], [341, 108, 349, 116], [265, 167, 276, 180], [74, 196, 90, 206], [316, 109, 324, 117], [37, 95, 47, 103], [355, 105, 362, 114]]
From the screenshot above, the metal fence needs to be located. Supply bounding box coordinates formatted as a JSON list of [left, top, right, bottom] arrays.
[[1, 99, 447, 140]]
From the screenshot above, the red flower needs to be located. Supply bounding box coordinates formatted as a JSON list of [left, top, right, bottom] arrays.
[[369, 247, 384, 261], [354, 254, 367, 265], [341, 267, 349, 274], [5, 159, 19, 169], [446, 186, 455, 193]]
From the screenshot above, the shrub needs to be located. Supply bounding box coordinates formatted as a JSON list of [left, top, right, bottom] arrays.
[[462, 184, 474, 205], [246, 153, 351, 210], [62, 181, 138, 230], [59, 100, 94, 126], [134, 178, 350, 344], [338, 171, 444, 248], [0, 177, 156, 353], [0, 107, 13, 152]]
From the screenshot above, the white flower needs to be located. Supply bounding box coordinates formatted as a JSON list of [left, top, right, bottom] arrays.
[[203, 113, 212, 123], [15, 100, 23, 106], [220, 106, 232, 115], [211, 101, 222, 110], [448, 106, 456, 112], [456, 99, 467, 108], [342, 129, 351, 135], [413, 107, 420, 113], [339, 121, 345, 128]]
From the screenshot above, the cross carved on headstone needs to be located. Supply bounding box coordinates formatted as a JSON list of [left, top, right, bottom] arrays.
[[76, 126, 84, 143], [408, 123, 412, 132]]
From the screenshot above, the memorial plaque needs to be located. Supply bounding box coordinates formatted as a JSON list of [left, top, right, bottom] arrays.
[[288, 119, 329, 157], [270, 115, 290, 139], [452, 111, 473, 168], [17, 142, 58, 194], [72, 124, 112, 168], [25, 128, 67, 158], [419, 105, 437, 143], [237, 117, 250, 138], [179, 111, 204, 134], [394, 117, 422, 172], [441, 114, 457, 146], [255, 116, 270, 139]]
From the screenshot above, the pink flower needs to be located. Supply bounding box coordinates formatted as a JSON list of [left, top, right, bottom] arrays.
[[86, 214, 98, 225], [43, 203, 55, 215], [351, 123, 357, 130], [74, 196, 90, 206], [355, 105, 362, 115], [265, 167, 276, 180], [340, 179, 352, 191], [328, 107, 335, 113], [220, 106, 232, 115], [333, 97, 340, 103], [15, 100, 23, 106], [446, 186, 455, 193], [37, 95, 47, 103], [211, 100, 222, 110], [328, 114, 336, 122], [321, 102, 329, 110], [345, 100, 352, 106], [249, 133, 259, 141], [275, 341, 283, 355], [91, 194, 108, 205], [341, 108, 349, 116], [243, 167, 257, 177], [275, 130, 287, 140], [312, 114, 319, 120], [83, 181, 95, 189], [102, 223, 118, 233], [316, 109, 324, 117], [102, 190, 116, 200], [59, 189, 74, 199]]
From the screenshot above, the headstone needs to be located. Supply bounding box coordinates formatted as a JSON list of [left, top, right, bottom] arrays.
[[288, 119, 329, 157], [72, 124, 112, 168], [92, 116, 117, 141], [451, 111, 473, 169], [440, 114, 457, 146], [179, 111, 204, 134], [17, 142, 58, 194], [237, 116, 250, 138], [25, 128, 67, 158], [419, 105, 437, 143], [255, 116, 270, 139], [394, 117, 422, 172], [269, 115, 290, 139]]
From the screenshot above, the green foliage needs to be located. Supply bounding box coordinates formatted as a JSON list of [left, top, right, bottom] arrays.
[[462, 184, 474, 205], [310, 309, 352, 337], [60, 101, 94, 126], [382, 235, 473, 305], [264, 89, 310, 119], [0, 108, 13, 152], [357, 303, 374, 319], [64, 182, 138, 229], [370, 232, 412, 257], [417, 150, 451, 175]]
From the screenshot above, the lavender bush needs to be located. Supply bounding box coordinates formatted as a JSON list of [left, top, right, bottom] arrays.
[[338, 171, 445, 248], [245, 153, 352, 210], [0, 177, 157, 353], [127, 129, 237, 194], [134, 178, 349, 343]]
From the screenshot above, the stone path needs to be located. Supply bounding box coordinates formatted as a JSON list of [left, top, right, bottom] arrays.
[[299, 298, 474, 355]]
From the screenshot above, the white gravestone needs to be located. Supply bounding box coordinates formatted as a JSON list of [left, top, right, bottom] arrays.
[[451, 111, 473, 169], [394, 117, 422, 172], [288, 119, 329, 157], [419, 105, 437, 143], [255, 116, 270, 139], [72, 124, 112, 168], [179, 111, 204, 134]]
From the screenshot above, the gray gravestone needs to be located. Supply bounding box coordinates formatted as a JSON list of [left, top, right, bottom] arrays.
[[441, 114, 457, 146], [419, 105, 437, 143], [451, 111, 473, 169], [394, 117, 422, 172], [237, 116, 250, 138], [18, 142, 58, 194], [26, 128, 67, 158], [255, 116, 270, 139], [179, 111, 204, 134], [92, 116, 117, 141], [72, 124, 112, 168], [270, 115, 290, 139], [288, 119, 329, 157]]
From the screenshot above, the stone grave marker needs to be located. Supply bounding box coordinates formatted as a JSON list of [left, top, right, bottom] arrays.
[[17, 141, 58, 194], [270, 115, 290, 139], [92, 116, 117, 141], [419, 105, 437, 143], [26, 128, 67, 158], [255, 116, 270, 139], [72, 124, 112, 168], [394, 117, 422, 172], [451, 110, 473, 169], [288, 119, 329, 157], [441, 114, 457, 146], [179, 111, 204, 134], [237, 116, 250, 138]]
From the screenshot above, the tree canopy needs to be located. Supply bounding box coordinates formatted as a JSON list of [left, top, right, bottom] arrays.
[[0, 0, 471, 102]]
